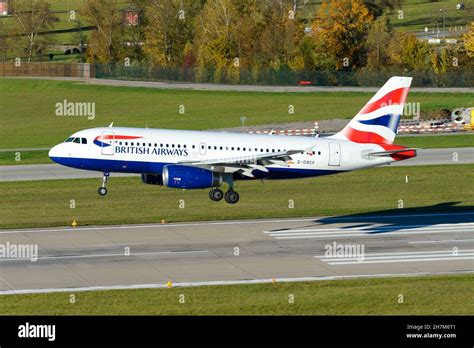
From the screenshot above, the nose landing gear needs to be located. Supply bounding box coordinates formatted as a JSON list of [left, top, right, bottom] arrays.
[[98, 172, 109, 196]]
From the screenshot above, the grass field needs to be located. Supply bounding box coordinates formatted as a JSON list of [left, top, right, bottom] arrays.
[[0, 274, 472, 315], [0, 164, 472, 229], [1, 78, 473, 149]]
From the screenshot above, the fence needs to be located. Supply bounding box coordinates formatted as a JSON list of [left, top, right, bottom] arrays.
[[94, 64, 474, 87], [0, 63, 93, 78]]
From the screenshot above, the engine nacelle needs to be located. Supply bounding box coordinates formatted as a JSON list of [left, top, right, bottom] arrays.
[[141, 173, 163, 185], [162, 165, 222, 189]]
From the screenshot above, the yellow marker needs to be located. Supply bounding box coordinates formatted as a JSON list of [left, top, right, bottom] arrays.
[[71, 219, 77, 228], [167, 281, 173, 288], [161, 219, 166, 224], [272, 278, 276, 284]]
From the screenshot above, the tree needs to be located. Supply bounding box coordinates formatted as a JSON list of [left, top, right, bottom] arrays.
[[143, 0, 202, 67], [363, 0, 401, 18], [82, 0, 124, 64], [463, 22, 474, 58], [386, 30, 431, 70], [257, 2, 304, 71], [9, 0, 58, 62], [311, 0, 374, 69], [365, 17, 392, 69], [194, 0, 261, 82]]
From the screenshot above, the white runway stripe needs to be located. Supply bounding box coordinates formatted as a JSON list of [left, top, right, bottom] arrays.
[[264, 223, 474, 240], [409, 239, 474, 244], [0, 250, 209, 263], [315, 249, 474, 265]]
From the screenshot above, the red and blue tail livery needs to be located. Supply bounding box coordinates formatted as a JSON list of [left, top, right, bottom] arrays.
[[334, 76, 411, 145]]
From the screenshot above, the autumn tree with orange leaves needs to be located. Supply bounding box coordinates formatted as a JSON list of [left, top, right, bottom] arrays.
[[312, 0, 374, 69]]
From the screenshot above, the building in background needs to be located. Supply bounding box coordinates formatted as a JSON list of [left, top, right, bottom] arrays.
[[0, 0, 9, 16]]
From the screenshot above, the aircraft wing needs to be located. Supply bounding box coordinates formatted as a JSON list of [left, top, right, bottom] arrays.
[[177, 149, 307, 177]]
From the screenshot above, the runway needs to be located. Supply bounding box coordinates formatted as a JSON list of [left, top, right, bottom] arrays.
[[0, 212, 472, 295], [11, 77, 474, 93], [0, 147, 472, 182]]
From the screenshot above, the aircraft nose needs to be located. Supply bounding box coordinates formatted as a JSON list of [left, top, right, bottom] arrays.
[[48, 144, 62, 162]]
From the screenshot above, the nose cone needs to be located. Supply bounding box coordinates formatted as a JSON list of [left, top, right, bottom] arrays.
[[48, 144, 62, 163]]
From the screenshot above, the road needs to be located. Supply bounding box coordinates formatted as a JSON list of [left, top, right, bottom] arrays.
[[8, 76, 474, 93], [0, 148, 472, 182], [0, 212, 472, 295]]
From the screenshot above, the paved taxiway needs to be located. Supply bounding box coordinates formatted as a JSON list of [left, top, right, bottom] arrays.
[[0, 212, 472, 294], [11, 76, 474, 93], [0, 147, 472, 182]]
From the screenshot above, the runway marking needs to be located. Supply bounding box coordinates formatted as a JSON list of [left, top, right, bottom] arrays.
[[0, 270, 473, 296], [264, 223, 474, 240], [315, 249, 474, 265], [409, 239, 474, 244], [1, 212, 473, 235], [0, 250, 208, 263]]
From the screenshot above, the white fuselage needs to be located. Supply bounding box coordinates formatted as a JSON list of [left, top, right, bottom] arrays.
[[49, 127, 396, 179]]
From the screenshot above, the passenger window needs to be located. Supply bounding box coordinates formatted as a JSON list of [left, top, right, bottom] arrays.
[[131, 142, 134, 146], [178, 144, 181, 148], [125, 142, 128, 146], [220, 146, 223, 150], [154, 144, 157, 147], [231, 147, 234, 150], [214, 146, 217, 150]]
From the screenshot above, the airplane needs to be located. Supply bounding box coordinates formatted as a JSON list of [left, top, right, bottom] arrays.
[[49, 76, 416, 204]]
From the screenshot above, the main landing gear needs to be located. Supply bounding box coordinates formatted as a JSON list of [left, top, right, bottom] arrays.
[[209, 174, 239, 204], [98, 172, 109, 196], [208, 188, 240, 204]]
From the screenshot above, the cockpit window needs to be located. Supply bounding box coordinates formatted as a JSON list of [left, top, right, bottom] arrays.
[[65, 137, 74, 142], [73, 138, 81, 143], [81, 138, 87, 144]]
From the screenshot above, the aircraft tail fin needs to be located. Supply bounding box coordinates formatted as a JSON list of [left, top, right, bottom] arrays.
[[331, 76, 412, 145]]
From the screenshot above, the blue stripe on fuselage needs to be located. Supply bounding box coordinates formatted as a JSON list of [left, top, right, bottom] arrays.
[[50, 157, 344, 180]]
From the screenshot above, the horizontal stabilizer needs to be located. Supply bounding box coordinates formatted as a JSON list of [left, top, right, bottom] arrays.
[[369, 148, 417, 157]]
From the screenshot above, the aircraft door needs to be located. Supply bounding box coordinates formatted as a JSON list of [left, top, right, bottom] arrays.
[[328, 142, 341, 166]]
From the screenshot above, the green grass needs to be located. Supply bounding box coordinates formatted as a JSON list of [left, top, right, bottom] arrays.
[[0, 274, 472, 315], [396, 134, 474, 148], [1, 78, 473, 149], [386, 0, 474, 32], [0, 164, 472, 229], [0, 150, 49, 165]]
